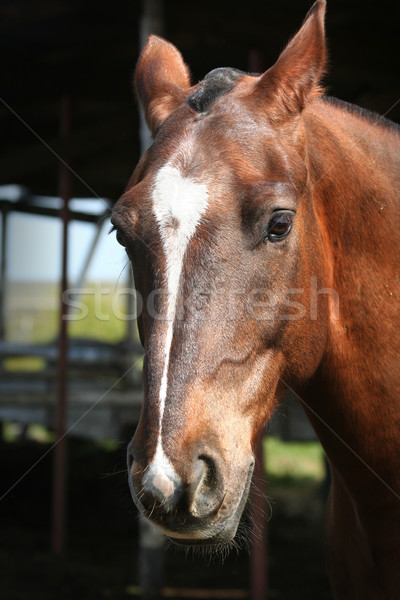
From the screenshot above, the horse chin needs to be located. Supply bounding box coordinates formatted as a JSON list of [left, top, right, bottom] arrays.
[[168, 533, 235, 548], [166, 515, 240, 548]]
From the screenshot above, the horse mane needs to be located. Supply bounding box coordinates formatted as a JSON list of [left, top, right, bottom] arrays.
[[322, 95, 400, 134]]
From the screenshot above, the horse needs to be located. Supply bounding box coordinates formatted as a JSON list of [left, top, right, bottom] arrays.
[[111, 1, 400, 597]]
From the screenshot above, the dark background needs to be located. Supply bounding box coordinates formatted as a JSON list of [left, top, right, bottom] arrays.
[[1, 0, 399, 200]]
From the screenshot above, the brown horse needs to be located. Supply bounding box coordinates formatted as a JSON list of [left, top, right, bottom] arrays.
[[111, 1, 400, 597]]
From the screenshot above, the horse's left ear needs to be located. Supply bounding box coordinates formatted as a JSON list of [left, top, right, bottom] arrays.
[[254, 0, 326, 119]]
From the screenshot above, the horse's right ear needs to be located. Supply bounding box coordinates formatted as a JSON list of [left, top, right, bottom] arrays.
[[135, 35, 191, 137]]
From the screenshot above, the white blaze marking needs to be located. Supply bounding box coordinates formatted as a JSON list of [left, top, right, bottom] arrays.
[[150, 164, 209, 481]]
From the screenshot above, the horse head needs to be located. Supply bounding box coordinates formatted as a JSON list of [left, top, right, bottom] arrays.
[[112, 0, 332, 545]]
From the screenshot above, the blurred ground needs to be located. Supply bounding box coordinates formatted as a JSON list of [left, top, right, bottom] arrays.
[[0, 432, 332, 599]]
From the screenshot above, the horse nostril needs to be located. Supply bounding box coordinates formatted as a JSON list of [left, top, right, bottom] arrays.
[[197, 455, 218, 491], [189, 454, 224, 518], [127, 450, 134, 471]]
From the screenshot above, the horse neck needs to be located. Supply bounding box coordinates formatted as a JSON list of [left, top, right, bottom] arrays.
[[303, 97, 400, 222], [300, 98, 400, 487]]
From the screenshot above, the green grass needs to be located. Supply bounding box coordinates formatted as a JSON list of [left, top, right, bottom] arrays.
[[264, 437, 325, 482], [263, 437, 327, 520], [67, 289, 131, 343], [4, 356, 47, 371]]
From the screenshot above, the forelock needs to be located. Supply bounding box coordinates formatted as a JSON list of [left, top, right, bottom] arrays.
[[187, 67, 245, 114]]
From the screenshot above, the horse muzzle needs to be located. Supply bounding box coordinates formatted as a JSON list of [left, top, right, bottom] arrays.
[[127, 444, 254, 545]]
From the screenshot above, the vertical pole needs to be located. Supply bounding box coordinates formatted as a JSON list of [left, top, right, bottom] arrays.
[[0, 208, 8, 340], [137, 2, 165, 598], [139, 0, 164, 152], [248, 49, 264, 75], [251, 434, 268, 600], [139, 515, 164, 600], [51, 96, 71, 555]]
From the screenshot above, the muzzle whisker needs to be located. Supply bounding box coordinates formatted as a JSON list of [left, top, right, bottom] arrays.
[[100, 469, 127, 479]]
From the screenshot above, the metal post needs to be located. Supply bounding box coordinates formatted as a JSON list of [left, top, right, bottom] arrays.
[[251, 434, 268, 600], [0, 208, 8, 340], [248, 49, 264, 75], [51, 96, 71, 555], [139, 514, 164, 600], [139, 0, 164, 152]]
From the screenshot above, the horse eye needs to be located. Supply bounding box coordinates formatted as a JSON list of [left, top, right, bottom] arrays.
[[264, 211, 294, 243], [115, 230, 126, 247]]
